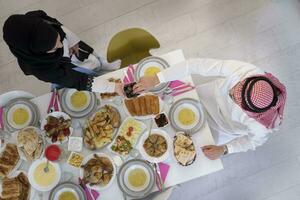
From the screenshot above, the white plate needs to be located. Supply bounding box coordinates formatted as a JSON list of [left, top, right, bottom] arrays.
[[40, 112, 73, 144], [124, 165, 151, 192], [135, 56, 170, 94], [0, 143, 23, 178], [123, 94, 164, 120], [0, 170, 36, 200], [28, 158, 61, 192], [138, 129, 172, 163], [16, 126, 45, 162], [79, 153, 116, 191], [53, 187, 80, 200], [82, 105, 121, 150], [60, 89, 98, 119], [109, 117, 146, 157], [3, 98, 40, 132], [169, 98, 205, 134]]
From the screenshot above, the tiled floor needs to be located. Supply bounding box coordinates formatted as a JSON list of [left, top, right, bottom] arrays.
[[0, 0, 300, 199]]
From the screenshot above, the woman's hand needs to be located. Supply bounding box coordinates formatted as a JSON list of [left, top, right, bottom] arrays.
[[115, 83, 125, 97], [201, 145, 226, 160], [133, 75, 160, 93], [69, 43, 79, 57]]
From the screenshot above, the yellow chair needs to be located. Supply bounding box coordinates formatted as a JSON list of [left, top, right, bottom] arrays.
[[107, 28, 160, 68]]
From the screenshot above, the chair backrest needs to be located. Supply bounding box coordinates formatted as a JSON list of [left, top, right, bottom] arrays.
[[0, 90, 35, 107], [107, 28, 160, 68]]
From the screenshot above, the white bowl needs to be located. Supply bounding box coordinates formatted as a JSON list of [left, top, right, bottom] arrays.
[[53, 187, 79, 200], [79, 153, 116, 191], [138, 129, 171, 163], [28, 158, 61, 192], [124, 164, 151, 192]]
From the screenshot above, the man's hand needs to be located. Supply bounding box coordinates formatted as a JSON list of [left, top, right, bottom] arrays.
[[201, 145, 227, 160], [115, 83, 125, 97], [69, 43, 79, 57], [133, 75, 160, 93]]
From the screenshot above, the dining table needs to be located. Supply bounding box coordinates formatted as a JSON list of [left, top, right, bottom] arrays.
[[3, 49, 223, 200]]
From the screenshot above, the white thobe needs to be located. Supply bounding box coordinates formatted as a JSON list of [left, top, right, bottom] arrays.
[[157, 58, 279, 154]]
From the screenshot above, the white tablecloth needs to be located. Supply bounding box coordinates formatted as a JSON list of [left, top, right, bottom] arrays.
[[14, 49, 223, 200]]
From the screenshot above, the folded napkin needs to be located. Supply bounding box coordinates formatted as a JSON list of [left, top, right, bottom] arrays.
[[158, 162, 170, 183], [168, 80, 195, 97], [47, 90, 60, 113], [123, 65, 135, 84], [90, 189, 100, 199], [0, 107, 4, 130], [79, 178, 100, 200]]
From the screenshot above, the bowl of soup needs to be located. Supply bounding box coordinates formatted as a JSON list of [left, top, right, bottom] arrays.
[[28, 158, 61, 192], [124, 165, 150, 192]]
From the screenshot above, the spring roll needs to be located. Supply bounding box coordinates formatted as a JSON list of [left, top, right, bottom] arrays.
[[139, 96, 147, 116], [132, 98, 141, 116], [145, 95, 152, 114], [151, 95, 160, 114], [125, 99, 136, 116]]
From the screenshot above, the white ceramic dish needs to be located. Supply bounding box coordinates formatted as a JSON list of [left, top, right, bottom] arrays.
[[169, 98, 205, 134], [40, 111, 73, 144], [65, 89, 91, 112], [79, 153, 116, 191], [28, 158, 61, 192], [0, 170, 36, 200], [16, 126, 45, 162], [123, 94, 164, 120], [3, 98, 40, 132], [0, 143, 23, 177], [124, 165, 151, 192], [60, 89, 98, 119], [109, 117, 146, 157], [53, 187, 79, 200], [135, 56, 170, 94], [138, 129, 172, 163], [7, 104, 33, 130], [173, 103, 200, 130], [49, 182, 86, 200]]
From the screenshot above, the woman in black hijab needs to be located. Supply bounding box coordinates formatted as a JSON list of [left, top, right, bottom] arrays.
[[3, 10, 122, 93]]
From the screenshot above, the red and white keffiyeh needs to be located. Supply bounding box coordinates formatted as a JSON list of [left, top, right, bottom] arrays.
[[232, 73, 287, 129]]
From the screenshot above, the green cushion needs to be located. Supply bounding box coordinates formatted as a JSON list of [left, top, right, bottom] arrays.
[[107, 28, 160, 68]]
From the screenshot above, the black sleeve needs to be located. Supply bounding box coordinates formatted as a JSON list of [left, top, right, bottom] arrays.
[[19, 59, 93, 91]]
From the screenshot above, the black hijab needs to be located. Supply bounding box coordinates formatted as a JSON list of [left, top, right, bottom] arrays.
[[2, 10, 93, 91], [3, 10, 66, 70]]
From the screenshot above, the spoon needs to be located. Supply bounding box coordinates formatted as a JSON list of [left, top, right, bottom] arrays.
[[44, 160, 49, 173], [148, 120, 154, 138]]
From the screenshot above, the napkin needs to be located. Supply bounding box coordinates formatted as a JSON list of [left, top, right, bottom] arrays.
[[79, 178, 100, 200], [0, 107, 4, 130], [158, 162, 170, 183], [90, 189, 100, 199], [47, 90, 60, 113], [168, 80, 195, 97], [123, 65, 135, 84]]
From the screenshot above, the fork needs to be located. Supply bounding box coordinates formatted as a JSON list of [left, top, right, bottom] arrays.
[[153, 163, 164, 192]]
